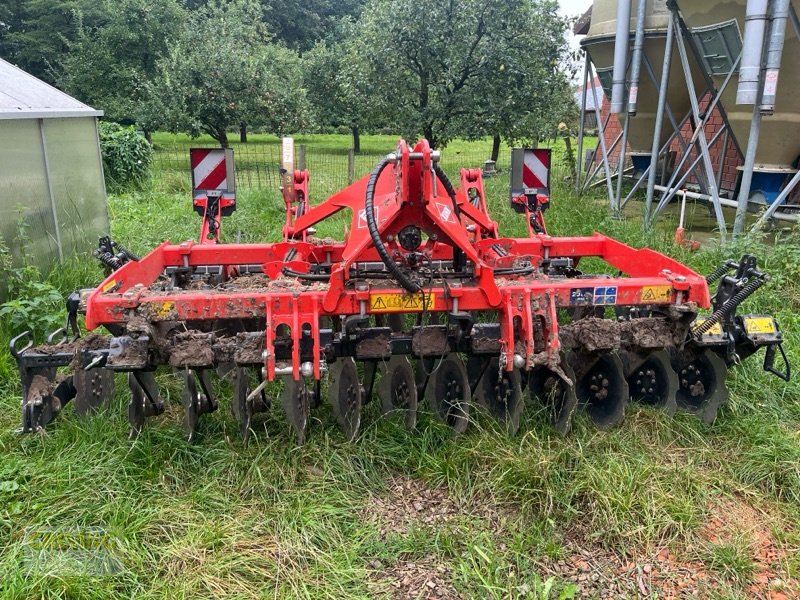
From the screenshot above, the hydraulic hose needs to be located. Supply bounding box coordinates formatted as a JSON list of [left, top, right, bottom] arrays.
[[433, 163, 466, 272], [366, 157, 421, 293], [433, 164, 460, 220]]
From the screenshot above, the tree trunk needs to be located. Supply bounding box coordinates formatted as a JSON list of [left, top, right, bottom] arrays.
[[217, 130, 229, 148], [351, 125, 361, 153], [143, 128, 153, 145], [491, 134, 501, 162], [239, 123, 247, 143], [424, 124, 435, 147]]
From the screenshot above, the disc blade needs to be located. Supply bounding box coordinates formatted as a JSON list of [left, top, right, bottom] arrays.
[[73, 367, 115, 416], [328, 357, 363, 441], [233, 367, 252, 443], [529, 362, 578, 435], [181, 370, 200, 442], [476, 357, 525, 435], [673, 348, 729, 424], [626, 349, 678, 416], [575, 353, 628, 430], [280, 377, 309, 444], [127, 372, 145, 439], [378, 356, 418, 429], [424, 354, 471, 434], [466, 356, 488, 397]]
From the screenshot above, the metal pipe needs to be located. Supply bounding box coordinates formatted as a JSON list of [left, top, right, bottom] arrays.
[[791, 3, 800, 39], [588, 73, 616, 202], [654, 125, 729, 217], [614, 110, 631, 217], [645, 15, 675, 227], [653, 183, 798, 223], [753, 169, 800, 228], [611, 0, 632, 114], [737, 0, 770, 105], [628, 0, 648, 115], [674, 15, 727, 240], [576, 52, 590, 194], [760, 0, 791, 114]]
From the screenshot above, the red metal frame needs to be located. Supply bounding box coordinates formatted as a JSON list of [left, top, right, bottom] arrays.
[[85, 140, 710, 380]]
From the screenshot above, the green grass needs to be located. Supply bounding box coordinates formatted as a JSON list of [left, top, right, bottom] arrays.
[[0, 133, 798, 599]]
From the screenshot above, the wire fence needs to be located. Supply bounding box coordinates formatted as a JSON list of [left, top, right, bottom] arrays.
[[150, 139, 573, 198]]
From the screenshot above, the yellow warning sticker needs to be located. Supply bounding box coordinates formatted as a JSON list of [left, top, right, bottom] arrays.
[[640, 285, 672, 303], [101, 279, 117, 293], [370, 292, 434, 313], [156, 301, 176, 318], [695, 317, 723, 336], [744, 316, 776, 335]]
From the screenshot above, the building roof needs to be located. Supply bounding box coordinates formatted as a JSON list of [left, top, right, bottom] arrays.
[[0, 58, 103, 120]]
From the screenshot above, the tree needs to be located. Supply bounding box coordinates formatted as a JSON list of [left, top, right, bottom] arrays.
[[303, 33, 385, 152], [346, 0, 573, 149], [61, 0, 185, 133], [144, 0, 310, 147], [460, 0, 578, 161], [260, 0, 365, 51]]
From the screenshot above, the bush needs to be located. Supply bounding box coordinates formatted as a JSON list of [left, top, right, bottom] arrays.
[[98, 122, 153, 190]]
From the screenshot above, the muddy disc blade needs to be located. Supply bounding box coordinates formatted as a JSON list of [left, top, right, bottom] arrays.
[[378, 356, 418, 429], [575, 353, 628, 430], [626, 350, 678, 416], [127, 372, 146, 439], [466, 356, 489, 395], [673, 348, 729, 424], [328, 357, 363, 441], [233, 367, 253, 443], [425, 354, 471, 434], [73, 367, 115, 416], [529, 362, 578, 435], [475, 358, 525, 435], [182, 370, 200, 442], [280, 377, 309, 444]]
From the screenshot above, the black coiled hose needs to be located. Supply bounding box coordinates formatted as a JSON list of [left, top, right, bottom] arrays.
[[365, 157, 421, 293]]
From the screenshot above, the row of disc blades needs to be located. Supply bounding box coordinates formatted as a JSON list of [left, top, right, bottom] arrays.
[[229, 347, 729, 444]]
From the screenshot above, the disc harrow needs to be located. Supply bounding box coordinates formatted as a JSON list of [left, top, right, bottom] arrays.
[[11, 139, 789, 443]]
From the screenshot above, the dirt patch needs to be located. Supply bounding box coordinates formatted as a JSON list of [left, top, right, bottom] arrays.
[[699, 495, 798, 600], [234, 332, 264, 364], [368, 556, 459, 600], [355, 333, 391, 359], [619, 318, 681, 349], [27, 333, 110, 357], [27, 374, 56, 403], [540, 495, 798, 599], [169, 331, 214, 368], [412, 327, 448, 357], [560, 318, 620, 353], [365, 476, 515, 599], [560, 317, 686, 353]]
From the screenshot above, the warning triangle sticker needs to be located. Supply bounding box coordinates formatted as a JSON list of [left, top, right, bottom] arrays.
[[372, 297, 387, 309]]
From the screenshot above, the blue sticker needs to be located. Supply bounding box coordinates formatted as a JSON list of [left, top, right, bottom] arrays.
[[593, 286, 617, 305], [570, 287, 594, 306]]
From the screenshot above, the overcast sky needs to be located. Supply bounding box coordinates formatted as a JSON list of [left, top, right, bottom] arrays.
[[558, 0, 593, 52]]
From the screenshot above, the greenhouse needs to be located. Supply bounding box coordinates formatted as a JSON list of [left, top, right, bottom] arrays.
[[0, 58, 108, 270]]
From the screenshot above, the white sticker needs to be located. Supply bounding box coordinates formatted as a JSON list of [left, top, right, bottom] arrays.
[[436, 202, 454, 223]]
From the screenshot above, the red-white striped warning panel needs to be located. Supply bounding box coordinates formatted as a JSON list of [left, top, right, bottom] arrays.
[[190, 148, 235, 199], [522, 148, 550, 192]]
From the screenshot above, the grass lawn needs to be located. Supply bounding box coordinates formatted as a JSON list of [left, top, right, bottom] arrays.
[[0, 133, 799, 599]]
